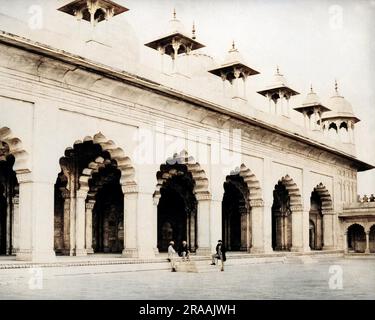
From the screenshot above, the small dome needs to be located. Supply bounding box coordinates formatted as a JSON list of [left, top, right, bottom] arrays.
[[302, 87, 321, 106], [322, 81, 359, 121], [270, 72, 288, 88], [267, 67, 288, 89], [168, 10, 187, 35], [223, 42, 246, 66], [322, 92, 359, 123]]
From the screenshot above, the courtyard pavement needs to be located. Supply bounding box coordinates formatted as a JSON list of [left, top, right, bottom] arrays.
[[0, 257, 373, 299]]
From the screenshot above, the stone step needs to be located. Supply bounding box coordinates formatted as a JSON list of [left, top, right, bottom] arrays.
[[175, 260, 223, 273]]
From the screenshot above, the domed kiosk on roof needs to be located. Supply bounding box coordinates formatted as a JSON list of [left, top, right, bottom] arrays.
[[294, 85, 331, 131], [321, 80, 360, 145], [257, 66, 299, 117]]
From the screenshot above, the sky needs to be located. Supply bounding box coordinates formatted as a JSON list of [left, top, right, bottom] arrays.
[[1, 0, 375, 194]]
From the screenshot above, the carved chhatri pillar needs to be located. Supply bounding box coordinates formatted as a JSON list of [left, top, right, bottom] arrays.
[[196, 193, 212, 256], [85, 200, 95, 254], [75, 189, 87, 256]]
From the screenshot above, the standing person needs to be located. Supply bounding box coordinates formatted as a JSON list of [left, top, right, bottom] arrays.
[[168, 241, 177, 272], [211, 240, 226, 271], [178, 240, 190, 261]]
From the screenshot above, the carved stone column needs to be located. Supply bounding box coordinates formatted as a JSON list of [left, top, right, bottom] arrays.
[[195, 193, 211, 256], [61, 189, 71, 255], [75, 189, 87, 256], [152, 195, 160, 255], [11, 196, 19, 254], [85, 200, 95, 254], [240, 206, 250, 252]]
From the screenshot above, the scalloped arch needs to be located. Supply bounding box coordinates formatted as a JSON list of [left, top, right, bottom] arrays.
[[276, 175, 302, 209], [66, 132, 136, 191], [154, 150, 209, 199], [227, 164, 263, 203], [0, 126, 30, 173], [313, 183, 333, 212]]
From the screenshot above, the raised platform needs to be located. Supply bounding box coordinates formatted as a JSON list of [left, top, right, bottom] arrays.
[[0, 250, 347, 270]]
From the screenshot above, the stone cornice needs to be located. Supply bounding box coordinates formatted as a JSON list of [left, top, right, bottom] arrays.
[[0, 31, 373, 172]]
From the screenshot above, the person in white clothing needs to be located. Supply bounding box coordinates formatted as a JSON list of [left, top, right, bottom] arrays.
[[168, 241, 177, 272]]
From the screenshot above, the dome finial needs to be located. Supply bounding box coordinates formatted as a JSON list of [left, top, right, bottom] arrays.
[[310, 83, 313, 93], [335, 79, 339, 94], [232, 40, 236, 50], [192, 21, 196, 40], [173, 8, 176, 19], [276, 65, 280, 74]]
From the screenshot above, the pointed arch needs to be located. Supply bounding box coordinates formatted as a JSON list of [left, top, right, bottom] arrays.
[[154, 150, 210, 199], [277, 174, 302, 210], [313, 183, 333, 212], [0, 127, 30, 173], [228, 164, 263, 205], [77, 133, 136, 192]]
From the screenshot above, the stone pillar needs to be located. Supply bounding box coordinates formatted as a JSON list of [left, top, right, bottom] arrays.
[[250, 200, 272, 253], [365, 231, 370, 254], [302, 210, 311, 252], [16, 173, 56, 262], [75, 190, 87, 256], [240, 207, 250, 251], [209, 198, 222, 253], [135, 191, 155, 258], [85, 200, 95, 254], [68, 187, 76, 256], [322, 211, 335, 250], [11, 196, 19, 254], [61, 189, 71, 255], [152, 196, 160, 255], [122, 185, 138, 257], [290, 206, 304, 252], [343, 231, 348, 253], [196, 193, 211, 255]]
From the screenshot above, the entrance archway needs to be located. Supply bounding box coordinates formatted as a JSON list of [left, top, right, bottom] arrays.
[[0, 141, 19, 255], [89, 160, 124, 253], [347, 224, 366, 253], [154, 151, 209, 253], [54, 133, 134, 255], [272, 175, 301, 251], [222, 174, 250, 251], [157, 166, 197, 252]]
